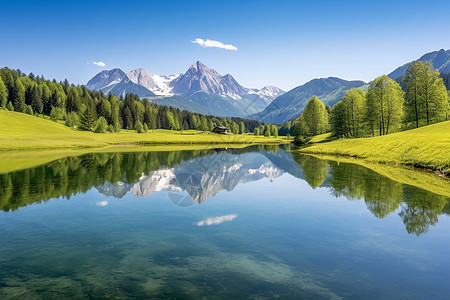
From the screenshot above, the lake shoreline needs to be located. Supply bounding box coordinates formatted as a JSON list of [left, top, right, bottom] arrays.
[[0, 143, 286, 174], [297, 150, 450, 179]]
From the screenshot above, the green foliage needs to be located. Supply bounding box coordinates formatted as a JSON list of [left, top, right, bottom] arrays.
[[134, 120, 144, 133], [231, 122, 239, 134], [0, 77, 8, 108], [143, 123, 148, 133], [6, 101, 13, 111], [253, 128, 259, 136], [330, 101, 348, 138], [30, 83, 43, 114], [404, 61, 449, 128], [293, 135, 311, 145], [238, 121, 245, 134], [271, 124, 278, 137], [302, 96, 328, 136], [13, 79, 25, 112], [366, 75, 404, 136], [341, 88, 366, 137], [79, 102, 97, 131], [264, 129, 270, 137], [50, 106, 65, 121], [93, 116, 108, 133], [0, 67, 277, 140], [65, 111, 79, 130], [25, 105, 33, 115]]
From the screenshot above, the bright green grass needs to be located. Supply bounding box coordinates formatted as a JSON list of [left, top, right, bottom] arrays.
[[299, 121, 450, 173], [0, 110, 289, 151], [308, 132, 332, 144]]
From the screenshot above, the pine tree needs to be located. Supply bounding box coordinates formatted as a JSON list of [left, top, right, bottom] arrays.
[[13, 79, 26, 112], [0, 76, 8, 108], [79, 102, 97, 130]]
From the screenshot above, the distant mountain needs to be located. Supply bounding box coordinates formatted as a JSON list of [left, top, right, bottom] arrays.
[[248, 85, 285, 102], [86, 62, 284, 118], [125, 68, 179, 95], [85, 68, 125, 91], [388, 49, 450, 80], [170, 61, 248, 99], [109, 76, 156, 98], [253, 77, 366, 124]]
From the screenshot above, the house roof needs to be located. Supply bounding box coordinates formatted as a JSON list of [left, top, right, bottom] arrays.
[[213, 126, 229, 130]]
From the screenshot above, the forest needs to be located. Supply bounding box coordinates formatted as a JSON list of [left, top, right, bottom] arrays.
[[0, 68, 271, 135]]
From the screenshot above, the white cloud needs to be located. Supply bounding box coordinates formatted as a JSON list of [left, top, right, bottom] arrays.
[[196, 214, 238, 226], [93, 61, 106, 67], [192, 38, 237, 51], [96, 201, 108, 207]]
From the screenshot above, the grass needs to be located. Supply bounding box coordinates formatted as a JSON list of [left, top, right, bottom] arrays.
[[308, 132, 333, 144], [0, 110, 289, 151], [299, 121, 450, 174]]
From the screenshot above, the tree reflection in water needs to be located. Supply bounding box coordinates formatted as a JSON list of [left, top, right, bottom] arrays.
[[0, 146, 448, 236]]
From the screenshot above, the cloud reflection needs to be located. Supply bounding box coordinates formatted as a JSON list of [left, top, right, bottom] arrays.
[[96, 201, 108, 207], [196, 214, 238, 226]]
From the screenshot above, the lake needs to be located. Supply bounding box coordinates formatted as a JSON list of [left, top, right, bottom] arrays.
[[1, 145, 450, 299]]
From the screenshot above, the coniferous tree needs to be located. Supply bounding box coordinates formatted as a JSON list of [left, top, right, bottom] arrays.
[[238, 121, 245, 134], [0, 76, 7, 108], [79, 102, 97, 130], [13, 79, 26, 112], [30, 83, 43, 114]]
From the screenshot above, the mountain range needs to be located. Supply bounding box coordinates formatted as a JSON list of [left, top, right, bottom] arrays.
[[388, 49, 450, 80], [86, 61, 285, 118], [87, 48, 450, 124]]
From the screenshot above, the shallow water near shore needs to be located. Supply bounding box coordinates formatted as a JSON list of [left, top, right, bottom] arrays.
[[1, 145, 450, 299]]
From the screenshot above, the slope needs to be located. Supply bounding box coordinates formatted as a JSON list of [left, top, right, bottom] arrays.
[[299, 121, 450, 173]]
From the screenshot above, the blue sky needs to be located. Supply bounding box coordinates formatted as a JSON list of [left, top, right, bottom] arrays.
[[1, 0, 449, 91]]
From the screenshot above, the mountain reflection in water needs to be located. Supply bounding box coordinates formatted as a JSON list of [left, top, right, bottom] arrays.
[[0, 145, 449, 236]]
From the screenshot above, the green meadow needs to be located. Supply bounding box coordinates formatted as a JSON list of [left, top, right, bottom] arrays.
[[0, 110, 289, 151], [299, 120, 450, 174]]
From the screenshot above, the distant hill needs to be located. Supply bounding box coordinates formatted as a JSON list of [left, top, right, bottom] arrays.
[[252, 77, 366, 124], [388, 49, 450, 80]]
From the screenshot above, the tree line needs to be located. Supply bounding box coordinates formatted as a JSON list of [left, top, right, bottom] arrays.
[[281, 62, 449, 141], [0, 67, 267, 134]]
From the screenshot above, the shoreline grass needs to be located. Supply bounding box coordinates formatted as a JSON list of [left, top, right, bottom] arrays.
[[298, 120, 450, 174]]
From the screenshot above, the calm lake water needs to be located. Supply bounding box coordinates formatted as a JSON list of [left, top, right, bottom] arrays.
[[1, 145, 450, 299]]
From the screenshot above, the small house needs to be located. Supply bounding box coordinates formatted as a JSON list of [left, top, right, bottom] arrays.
[[211, 126, 229, 135]]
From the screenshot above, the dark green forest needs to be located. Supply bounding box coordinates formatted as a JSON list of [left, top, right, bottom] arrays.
[[0, 68, 266, 134]]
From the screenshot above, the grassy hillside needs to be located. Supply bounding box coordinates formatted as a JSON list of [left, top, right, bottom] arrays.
[[299, 121, 450, 173], [0, 110, 288, 151]]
